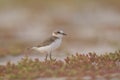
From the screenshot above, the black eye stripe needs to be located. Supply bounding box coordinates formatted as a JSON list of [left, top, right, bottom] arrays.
[[57, 32, 60, 33]]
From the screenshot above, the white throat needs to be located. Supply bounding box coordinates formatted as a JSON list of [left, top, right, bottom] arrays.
[[52, 33, 63, 38]]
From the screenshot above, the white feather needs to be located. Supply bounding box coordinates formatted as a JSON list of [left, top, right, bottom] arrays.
[[32, 38, 62, 53]]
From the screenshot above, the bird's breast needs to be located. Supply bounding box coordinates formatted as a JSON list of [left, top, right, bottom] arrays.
[[50, 39, 62, 50]]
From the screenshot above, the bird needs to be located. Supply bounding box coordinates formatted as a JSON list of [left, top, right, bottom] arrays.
[[31, 30, 67, 60]]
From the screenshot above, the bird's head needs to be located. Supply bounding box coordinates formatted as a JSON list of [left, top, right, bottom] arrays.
[[52, 30, 67, 38]]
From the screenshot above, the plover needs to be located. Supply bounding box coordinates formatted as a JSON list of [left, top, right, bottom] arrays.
[[31, 30, 66, 60]]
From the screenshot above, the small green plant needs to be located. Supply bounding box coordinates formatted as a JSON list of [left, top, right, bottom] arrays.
[[0, 51, 120, 80]]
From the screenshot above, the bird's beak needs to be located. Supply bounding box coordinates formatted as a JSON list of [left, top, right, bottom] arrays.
[[63, 33, 67, 36]]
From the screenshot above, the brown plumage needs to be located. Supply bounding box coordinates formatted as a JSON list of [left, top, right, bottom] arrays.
[[36, 36, 59, 47]]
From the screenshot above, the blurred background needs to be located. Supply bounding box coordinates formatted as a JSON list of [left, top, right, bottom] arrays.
[[0, 0, 120, 64]]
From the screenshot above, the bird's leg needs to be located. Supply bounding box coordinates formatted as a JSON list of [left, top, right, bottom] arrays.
[[49, 51, 56, 61], [49, 51, 52, 60], [45, 53, 48, 61]]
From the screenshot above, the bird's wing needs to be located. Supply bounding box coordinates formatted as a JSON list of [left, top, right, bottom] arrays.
[[37, 36, 58, 47]]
